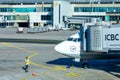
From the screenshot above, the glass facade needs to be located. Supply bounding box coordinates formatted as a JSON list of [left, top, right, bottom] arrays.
[[36, 7, 52, 12], [4, 15, 28, 20], [0, 8, 36, 12], [73, 15, 120, 21], [34, 23, 39, 26], [74, 6, 120, 22], [74, 7, 120, 12], [41, 15, 52, 21], [0, 23, 6, 28], [0, 7, 52, 12], [73, 15, 105, 21], [0, 8, 13, 12], [43, 7, 53, 12], [13, 8, 36, 12], [110, 16, 120, 21], [0, 3, 119, 28]]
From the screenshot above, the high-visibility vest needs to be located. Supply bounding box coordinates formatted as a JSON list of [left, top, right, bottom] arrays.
[[25, 59, 30, 65]]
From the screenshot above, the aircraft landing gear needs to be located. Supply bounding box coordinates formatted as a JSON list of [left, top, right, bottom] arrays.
[[82, 60, 89, 69]]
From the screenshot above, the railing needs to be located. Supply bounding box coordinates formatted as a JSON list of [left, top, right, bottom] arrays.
[[27, 27, 48, 33]]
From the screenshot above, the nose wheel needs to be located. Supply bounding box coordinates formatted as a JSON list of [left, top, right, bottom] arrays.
[[82, 60, 89, 69]]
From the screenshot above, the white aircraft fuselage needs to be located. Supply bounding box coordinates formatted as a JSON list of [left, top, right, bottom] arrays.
[[55, 32, 81, 61], [54, 32, 120, 63]]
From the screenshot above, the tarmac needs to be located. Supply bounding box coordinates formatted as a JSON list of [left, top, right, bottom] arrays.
[[0, 27, 120, 80]]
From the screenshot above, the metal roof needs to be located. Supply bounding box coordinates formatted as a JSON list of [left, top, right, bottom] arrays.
[[0, 0, 119, 4]]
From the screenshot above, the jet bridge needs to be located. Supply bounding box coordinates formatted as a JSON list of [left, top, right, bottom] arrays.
[[63, 16, 102, 29]]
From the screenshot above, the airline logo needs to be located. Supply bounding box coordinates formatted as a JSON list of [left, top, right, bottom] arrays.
[[70, 46, 76, 52]]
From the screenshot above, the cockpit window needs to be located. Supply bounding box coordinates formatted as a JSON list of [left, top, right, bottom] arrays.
[[67, 38, 73, 41], [78, 38, 81, 42], [67, 38, 81, 42], [73, 38, 78, 42]]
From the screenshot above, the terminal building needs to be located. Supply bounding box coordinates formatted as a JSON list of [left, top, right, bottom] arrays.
[[0, 0, 120, 29]]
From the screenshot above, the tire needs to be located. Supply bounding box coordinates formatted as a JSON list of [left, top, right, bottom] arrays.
[[82, 63, 89, 69]]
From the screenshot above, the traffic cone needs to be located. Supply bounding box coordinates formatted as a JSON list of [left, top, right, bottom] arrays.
[[32, 72, 37, 76]]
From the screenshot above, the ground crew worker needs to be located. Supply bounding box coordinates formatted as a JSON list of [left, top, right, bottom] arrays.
[[25, 57, 30, 72]]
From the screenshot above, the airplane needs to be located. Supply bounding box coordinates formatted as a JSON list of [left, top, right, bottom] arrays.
[[54, 32, 120, 68]]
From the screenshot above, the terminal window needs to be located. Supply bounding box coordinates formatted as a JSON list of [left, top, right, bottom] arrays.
[[41, 15, 52, 21], [74, 7, 120, 12], [34, 23, 38, 26]]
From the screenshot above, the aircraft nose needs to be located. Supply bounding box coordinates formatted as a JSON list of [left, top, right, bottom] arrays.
[[54, 43, 63, 53], [55, 41, 80, 58], [54, 42, 67, 54]]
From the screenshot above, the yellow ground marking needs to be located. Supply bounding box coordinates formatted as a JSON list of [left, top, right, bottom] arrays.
[[66, 72, 81, 77], [20, 69, 61, 80], [20, 70, 81, 80], [1, 42, 76, 80], [54, 66, 67, 71], [0, 42, 40, 61], [0, 42, 80, 80], [0, 42, 55, 69], [0, 42, 37, 54], [0, 42, 67, 70], [30, 61, 54, 70]]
